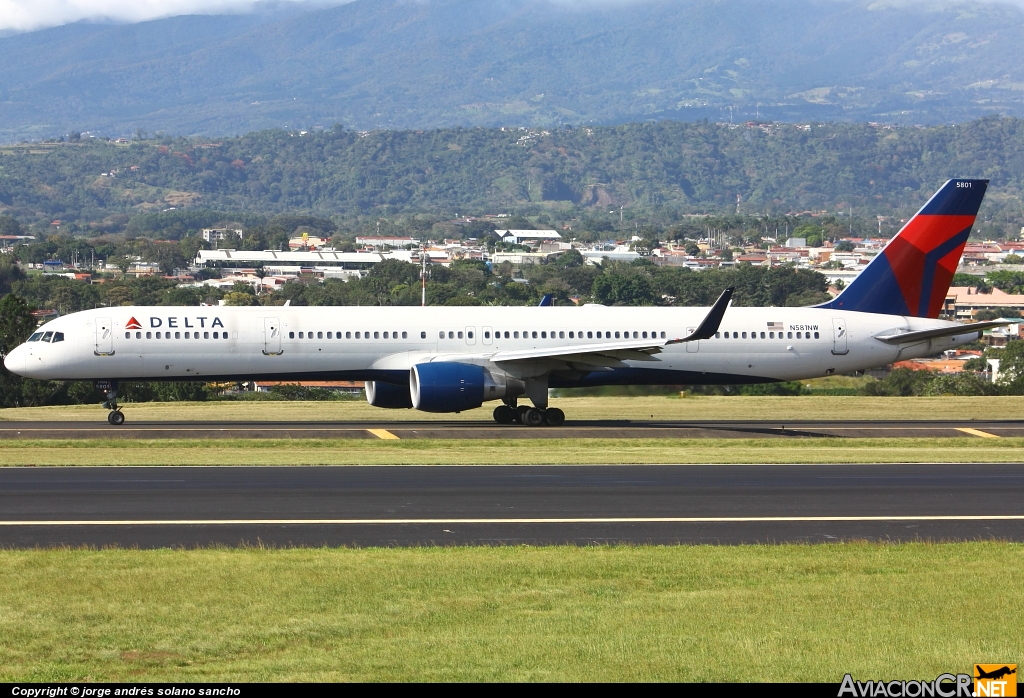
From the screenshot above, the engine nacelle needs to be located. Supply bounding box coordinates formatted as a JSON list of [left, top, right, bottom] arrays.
[[410, 362, 485, 413], [365, 379, 413, 409]]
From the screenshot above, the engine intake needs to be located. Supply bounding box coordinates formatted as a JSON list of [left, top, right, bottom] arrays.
[[410, 362, 485, 413], [365, 380, 413, 409]]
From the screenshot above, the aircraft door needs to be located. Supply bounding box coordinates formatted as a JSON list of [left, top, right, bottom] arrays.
[[832, 318, 849, 355], [95, 317, 114, 356], [466, 327, 477, 345], [685, 327, 699, 353], [482, 326, 493, 345], [263, 317, 283, 356]]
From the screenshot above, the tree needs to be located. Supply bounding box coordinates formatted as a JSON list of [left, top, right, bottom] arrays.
[[835, 240, 855, 252], [0, 294, 37, 407]]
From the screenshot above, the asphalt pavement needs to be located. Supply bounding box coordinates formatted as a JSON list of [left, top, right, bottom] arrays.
[[1, 463, 1021, 547], [2, 418, 1024, 439]]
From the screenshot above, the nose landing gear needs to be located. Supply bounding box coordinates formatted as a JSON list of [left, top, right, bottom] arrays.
[[96, 380, 124, 425]]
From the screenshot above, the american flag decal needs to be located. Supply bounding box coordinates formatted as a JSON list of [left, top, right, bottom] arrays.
[[767, 321, 783, 329]]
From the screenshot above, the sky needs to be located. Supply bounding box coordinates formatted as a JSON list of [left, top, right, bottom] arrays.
[[0, 0, 1016, 33], [0, 0, 343, 32]]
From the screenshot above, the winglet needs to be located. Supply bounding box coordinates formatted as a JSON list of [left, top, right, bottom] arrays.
[[670, 287, 733, 343], [538, 293, 554, 307]]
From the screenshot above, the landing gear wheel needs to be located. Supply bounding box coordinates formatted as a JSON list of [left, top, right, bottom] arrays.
[[515, 405, 532, 424], [524, 408, 546, 427], [493, 405, 515, 424], [107, 411, 125, 426], [544, 407, 565, 426]]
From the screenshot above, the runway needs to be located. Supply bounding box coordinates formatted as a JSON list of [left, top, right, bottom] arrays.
[[1, 418, 1024, 439], [1, 463, 1022, 547]]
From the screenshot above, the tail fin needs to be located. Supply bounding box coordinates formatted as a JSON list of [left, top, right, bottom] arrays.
[[818, 179, 988, 318]]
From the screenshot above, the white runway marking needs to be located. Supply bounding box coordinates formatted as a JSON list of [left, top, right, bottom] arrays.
[[1, 515, 1023, 526]]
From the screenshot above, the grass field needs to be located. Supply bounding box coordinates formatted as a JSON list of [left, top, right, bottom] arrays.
[[1, 544, 1020, 682], [3, 437, 1024, 466], [5, 395, 1024, 423]]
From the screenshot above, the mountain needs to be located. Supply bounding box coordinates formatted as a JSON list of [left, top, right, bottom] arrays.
[[3, 0, 1024, 141], [3, 118, 1024, 235]]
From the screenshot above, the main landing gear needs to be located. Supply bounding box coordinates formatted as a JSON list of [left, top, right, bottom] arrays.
[[492, 401, 565, 427], [97, 380, 124, 425]]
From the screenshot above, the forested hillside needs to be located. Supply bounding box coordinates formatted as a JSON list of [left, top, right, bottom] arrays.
[[2, 117, 1024, 237]]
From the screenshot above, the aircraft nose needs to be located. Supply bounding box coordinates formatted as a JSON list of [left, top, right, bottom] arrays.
[[3, 345, 25, 375]]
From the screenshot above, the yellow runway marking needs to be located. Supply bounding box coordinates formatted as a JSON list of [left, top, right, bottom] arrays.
[[956, 428, 1001, 439], [1, 515, 1023, 526], [367, 429, 400, 440]]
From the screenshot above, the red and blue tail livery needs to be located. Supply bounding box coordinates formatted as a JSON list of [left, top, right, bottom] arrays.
[[819, 179, 988, 318]]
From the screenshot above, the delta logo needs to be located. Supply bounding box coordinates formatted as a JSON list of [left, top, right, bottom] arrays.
[[125, 317, 142, 330], [975, 665, 1017, 697]]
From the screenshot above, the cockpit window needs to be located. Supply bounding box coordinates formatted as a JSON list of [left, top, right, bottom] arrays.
[[41, 332, 53, 342], [28, 332, 43, 342], [52, 332, 64, 343]]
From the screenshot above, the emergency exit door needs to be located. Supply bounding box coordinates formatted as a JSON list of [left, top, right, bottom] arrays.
[[94, 317, 113, 356], [832, 318, 848, 355], [263, 318, 282, 355]]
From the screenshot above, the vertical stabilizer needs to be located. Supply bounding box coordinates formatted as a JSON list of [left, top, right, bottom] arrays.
[[817, 179, 988, 318]]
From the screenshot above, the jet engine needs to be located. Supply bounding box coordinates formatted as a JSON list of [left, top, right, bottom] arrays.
[[410, 362, 485, 413], [365, 379, 413, 409]]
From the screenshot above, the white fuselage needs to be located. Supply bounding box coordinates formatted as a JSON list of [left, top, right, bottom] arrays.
[[4, 304, 978, 398]]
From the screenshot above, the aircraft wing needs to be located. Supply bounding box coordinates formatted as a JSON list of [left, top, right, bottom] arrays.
[[491, 288, 734, 365], [873, 320, 1009, 345]]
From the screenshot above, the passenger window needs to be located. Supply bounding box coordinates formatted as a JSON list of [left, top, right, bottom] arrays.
[[371, 331, 378, 339], [212, 332, 217, 339], [201, 332, 207, 339], [184, 332, 190, 339], [146, 332, 152, 339], [419, 331, 425, 339], [642, 331, 648, 339], [175, 332, 180, 339], [298, 332, 304, 339], [559, 331, 565, 339], [289, 331, 294, 339], [568, 331, 574, 338], [541, 331, 547, 339], [787, 332, 793, 339], [632, 331, 638, 338], [484, 331, 490, 339], [448, 331, 454, 339], [316, 331, 321, 339], [769, 332, 774, 339], [327, 332, 332, 339], [467, 331, 473, 339], [403, 331, 408, 339], [741, 332, 746, 339], [814, 331, 820, 339], [660, 331, 666, 338], [28, 333, 42, 342], [505, 331, 510, 338], [715, 332, 720, 338], [224, 334, 229, 340], [532, 331, 537, 339], [457, 331, 463, 339], [760, 332, 765, 339], [588, 331, 593, 338], [125, 332, 131, 339], [514, 331, 519, 338], [383, 332, 389, 339], [797, 332, 802, 339]]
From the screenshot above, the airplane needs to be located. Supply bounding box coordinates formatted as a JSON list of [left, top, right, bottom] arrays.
[[3, 178, 1004, 427]]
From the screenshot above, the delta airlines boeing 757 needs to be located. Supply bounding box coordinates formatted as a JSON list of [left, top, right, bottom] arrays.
[[3, 179, 1004, 426]]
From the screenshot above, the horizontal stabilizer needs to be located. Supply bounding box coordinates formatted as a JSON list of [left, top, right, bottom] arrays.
[[873, 320, 1008, 345]]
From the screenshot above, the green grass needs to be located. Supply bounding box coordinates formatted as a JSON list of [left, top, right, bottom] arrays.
[[0, 544, 1020, 681], [5, 395, 1024, 422], [3, 437, 1024, 466]]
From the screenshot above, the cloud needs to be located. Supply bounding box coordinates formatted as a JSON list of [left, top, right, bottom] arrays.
[[0, 0, 348, 32]]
